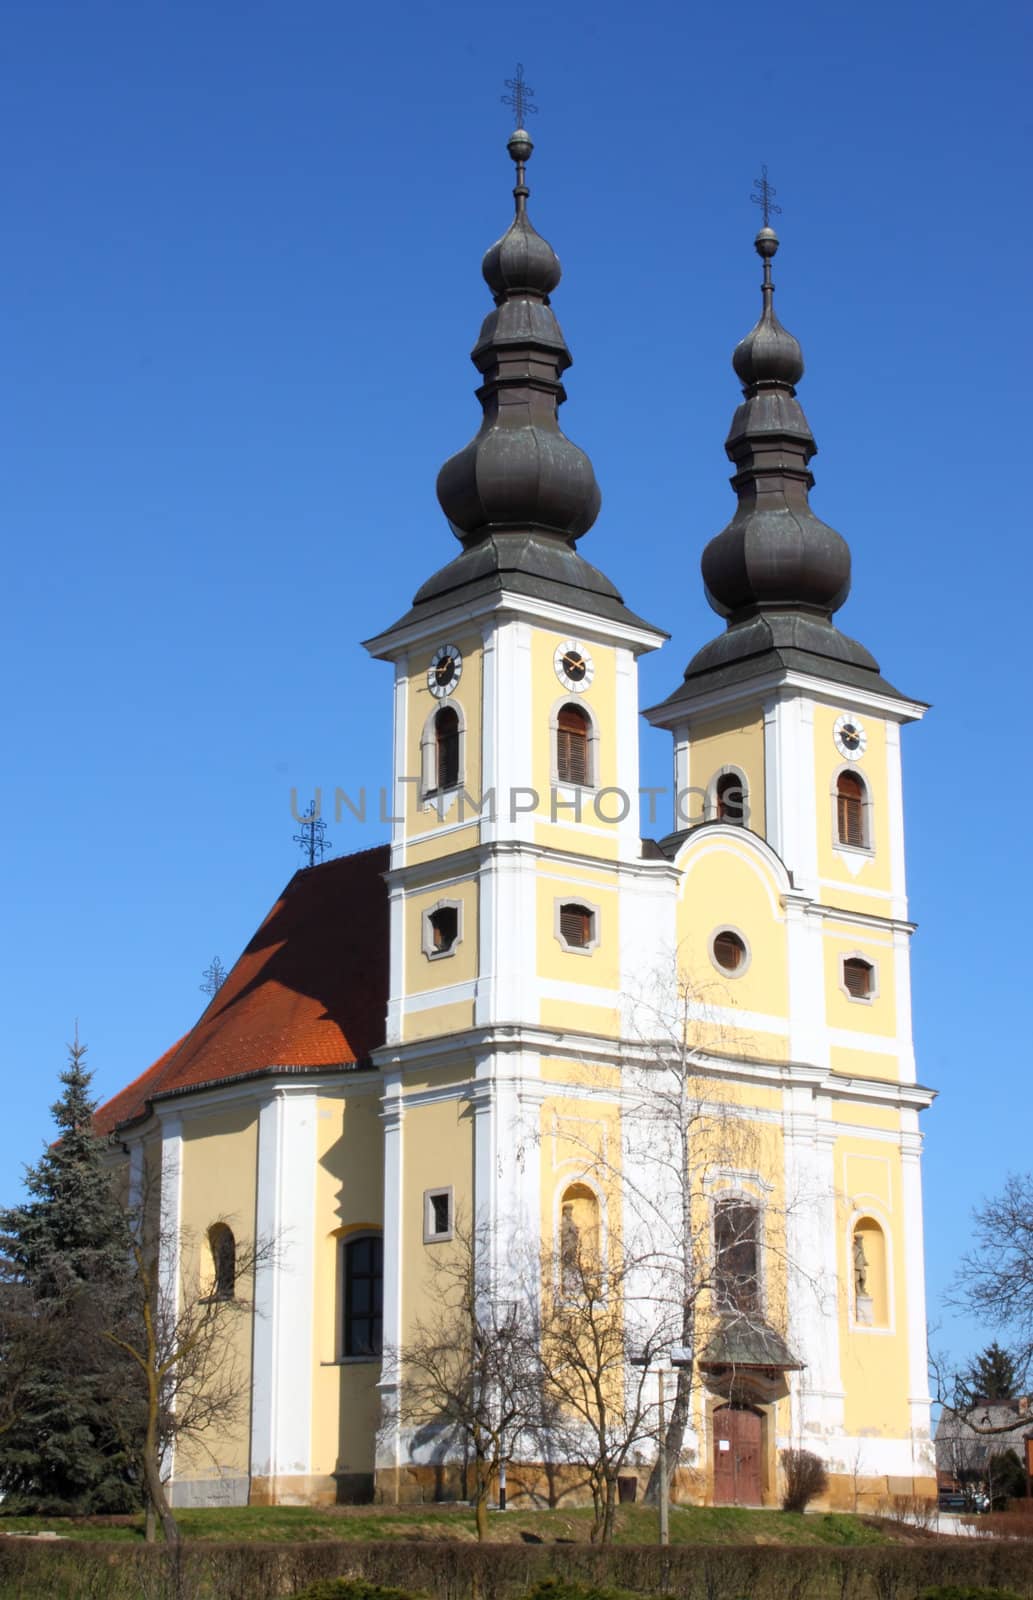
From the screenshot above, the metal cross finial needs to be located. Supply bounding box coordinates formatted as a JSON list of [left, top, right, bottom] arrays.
[[293, 799, 331, 868], [751, 165, 782, 229], [200, 956, 227, 999], [502, 63, 538, 128]]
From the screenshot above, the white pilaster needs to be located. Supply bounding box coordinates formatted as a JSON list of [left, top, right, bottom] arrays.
[[781, 1095, 844, 1440], [375, 1072, 405, 1473], [900, 1118, 934, 1469], [474, 845, 538, 1026], [784, 896, 828, 1069], [389, 653, 409, 870], [481, 617, 534, 845], [614, 645, 643, 860], [764, 692, 818, 894], [157, 1112, 183, 1486], [883, 720, 909, 921], [250, 1088, 318, 1490]]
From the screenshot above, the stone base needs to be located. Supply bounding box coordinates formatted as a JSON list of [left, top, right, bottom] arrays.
[[248, 1473, 341, 1507], [169, 1474, 249, 1508]]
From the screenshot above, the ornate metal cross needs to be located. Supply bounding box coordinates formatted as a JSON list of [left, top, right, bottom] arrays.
[[200, 956, 227, 998], [751, 165, 782, 228], [293, 800, 331, 867], [502, 63, 538, 127]]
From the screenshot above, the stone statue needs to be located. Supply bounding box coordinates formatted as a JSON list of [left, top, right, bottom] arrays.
[[561, 1202, 580, 1293], [853, 1232, 869, 1297]]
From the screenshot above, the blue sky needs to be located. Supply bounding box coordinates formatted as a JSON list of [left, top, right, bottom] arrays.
[[1, 0, 1028, 1376]]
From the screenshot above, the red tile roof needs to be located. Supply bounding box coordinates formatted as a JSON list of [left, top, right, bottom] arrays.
[[94, 846, 389, 1135]]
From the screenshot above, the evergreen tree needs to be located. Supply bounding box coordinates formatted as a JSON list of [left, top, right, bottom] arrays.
[[958, 1341, 1023, 1406], [0, 1032, 143, 1513]]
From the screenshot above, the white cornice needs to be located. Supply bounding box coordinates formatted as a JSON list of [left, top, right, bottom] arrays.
[[363, 589, 667, 661], [371, 1023, 935, 1113], [386, 836, 680, 891], [645, 667, 928, 728]]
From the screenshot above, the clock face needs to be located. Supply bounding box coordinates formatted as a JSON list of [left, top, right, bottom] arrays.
[[427, 643, 463, 699], [834, 714, 867, 759], [554, 638, 595, 693]]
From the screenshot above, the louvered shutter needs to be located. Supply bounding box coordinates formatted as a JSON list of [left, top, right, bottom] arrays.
[[556, 705, 589, 786], [837, 773, 865, 846], [843, 958, 872, 999], [560, 904, 592, 948]]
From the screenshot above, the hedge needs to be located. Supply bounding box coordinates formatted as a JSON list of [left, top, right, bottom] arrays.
[[2, 1537, 1033, 1600]]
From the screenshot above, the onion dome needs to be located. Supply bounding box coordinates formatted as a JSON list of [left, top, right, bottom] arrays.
[[731, 228, 804, 388], [436, 130, 601, 546], [700, 224, 851, 622]]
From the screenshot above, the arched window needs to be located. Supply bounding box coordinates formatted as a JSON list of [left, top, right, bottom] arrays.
[[714, 1199, 759, 1313], [715, 772, 746, 824], [342, 1234, 383, 1358], [434, 706, 460, 792], [836, 771, 867, 847], [556, 704, 590, 787], [852, 1217, 888, 1327], [208, 1223, 236, 1301]]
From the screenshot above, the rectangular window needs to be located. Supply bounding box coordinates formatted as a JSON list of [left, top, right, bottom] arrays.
[[343, 1235, 383, 1357], [423, 1187, 453, 1243], [714, 1201, 759, 1314]]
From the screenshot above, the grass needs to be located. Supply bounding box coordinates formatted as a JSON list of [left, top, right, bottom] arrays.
[[0, 1502, 895, 1546]]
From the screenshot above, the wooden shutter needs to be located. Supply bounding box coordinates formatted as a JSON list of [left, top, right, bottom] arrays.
[[560, 903, 592, 948], [836, 772, 865, 846], [435, 707, 460, 791], [556, 704, 589, 786], [843, 958, 872, 999]]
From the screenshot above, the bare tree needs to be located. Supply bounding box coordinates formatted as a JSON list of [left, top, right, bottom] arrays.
[[539, 1216, 668, 1543], [104, 1188, 274, 1546], [578, 964, 803, 1504], [951, 1174, 1033, 1381], [383, 1217, 544, 1542]]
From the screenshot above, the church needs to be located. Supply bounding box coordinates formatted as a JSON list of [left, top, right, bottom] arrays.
[[96, 124, 937, 1511]]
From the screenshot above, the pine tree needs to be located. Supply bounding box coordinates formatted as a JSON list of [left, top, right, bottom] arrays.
[[0, 1032, 143, 1512], [958, 1341, 1022, 1406]]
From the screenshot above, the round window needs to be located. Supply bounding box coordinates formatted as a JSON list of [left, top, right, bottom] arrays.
[[712, 930, 747, 973]]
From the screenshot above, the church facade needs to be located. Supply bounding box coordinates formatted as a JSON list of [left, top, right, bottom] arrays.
[[97, 129, 936, 1511]]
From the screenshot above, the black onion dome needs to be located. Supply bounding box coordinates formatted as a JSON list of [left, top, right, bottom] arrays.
[[700, 224, 850, 622], [732, 230, 804, 387], [482, 132, 563, 299], [436, 130, 601, 547]]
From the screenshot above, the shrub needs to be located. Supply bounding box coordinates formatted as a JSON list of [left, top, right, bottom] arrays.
[[522, 1582, 641, 1600], [779, 1446, 829, 1512], [918, 1589, 1024, 1600], [292, 1584, 427, 1600]]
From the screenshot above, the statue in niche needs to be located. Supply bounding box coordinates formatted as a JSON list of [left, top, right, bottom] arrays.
[[853, 1231, 869, 1298], [561, 1201, 580, 1294]]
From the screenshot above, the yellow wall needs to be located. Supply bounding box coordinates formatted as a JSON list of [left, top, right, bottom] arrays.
[[176, 1106, 259, 1483], [686, 709, 766, 834], [312, 1087, 384, 1482]]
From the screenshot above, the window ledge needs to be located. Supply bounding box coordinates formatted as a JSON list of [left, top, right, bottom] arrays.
[[321, 1356, 381, 1366], [833, 843, 875, 858]]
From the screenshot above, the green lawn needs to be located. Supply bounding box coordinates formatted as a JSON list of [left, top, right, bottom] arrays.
[[0, 1503, 893, 1546]]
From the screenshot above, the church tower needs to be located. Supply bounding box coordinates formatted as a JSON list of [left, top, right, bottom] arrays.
[[365, 127, 672, 1488], [645, 217, 933, 1473]]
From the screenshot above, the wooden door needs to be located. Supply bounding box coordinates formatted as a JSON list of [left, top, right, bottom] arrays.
[[713, 1406, 763, 1505]]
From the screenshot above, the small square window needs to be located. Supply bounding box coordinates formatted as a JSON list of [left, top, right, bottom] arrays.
[[424, 1187, 453, 1243]]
